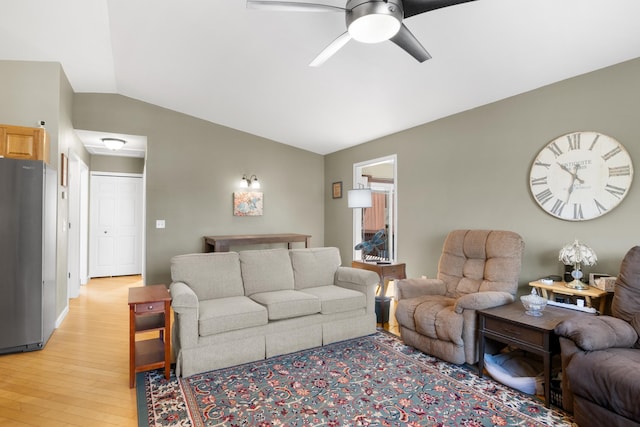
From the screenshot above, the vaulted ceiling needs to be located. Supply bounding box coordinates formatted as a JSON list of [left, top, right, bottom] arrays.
[[2, 0, 640, 154]]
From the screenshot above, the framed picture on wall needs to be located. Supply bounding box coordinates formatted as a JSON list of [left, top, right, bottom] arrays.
[[332, 181, 342, 199], [233, 191, 263, 216], [61, 153, 68, 187]]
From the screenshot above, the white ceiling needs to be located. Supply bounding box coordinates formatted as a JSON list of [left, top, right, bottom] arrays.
[[2, 0, 640, 155]]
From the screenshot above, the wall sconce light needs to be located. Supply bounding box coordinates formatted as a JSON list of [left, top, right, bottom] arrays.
[[102, 137, 127, 151], [240, 174, 260, 189]]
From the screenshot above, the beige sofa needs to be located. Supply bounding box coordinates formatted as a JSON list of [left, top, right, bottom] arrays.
[[169, 247, 379, 377]]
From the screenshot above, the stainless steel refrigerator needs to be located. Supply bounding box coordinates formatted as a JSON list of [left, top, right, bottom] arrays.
[[0, 158, 57, 354]]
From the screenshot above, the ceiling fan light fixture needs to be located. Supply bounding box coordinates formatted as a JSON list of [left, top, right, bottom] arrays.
[[346, 0, 403, 43], [349, 15, 400, 43]]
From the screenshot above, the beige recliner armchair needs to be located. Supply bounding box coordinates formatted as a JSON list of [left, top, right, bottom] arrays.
[[395, 230, 524, 365]]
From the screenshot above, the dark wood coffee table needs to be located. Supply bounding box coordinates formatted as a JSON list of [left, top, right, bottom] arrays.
[[477, 302, 592, 407]]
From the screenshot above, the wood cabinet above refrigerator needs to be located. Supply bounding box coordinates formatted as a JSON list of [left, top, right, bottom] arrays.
[[0, 124, 50, 164]]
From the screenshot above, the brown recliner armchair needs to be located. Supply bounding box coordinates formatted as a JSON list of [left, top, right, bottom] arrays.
[[555, 246, 640, 427], [395, 230, 524, 365]]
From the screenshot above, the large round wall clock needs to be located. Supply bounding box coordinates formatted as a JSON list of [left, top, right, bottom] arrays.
[[529, 131, 633, 221]]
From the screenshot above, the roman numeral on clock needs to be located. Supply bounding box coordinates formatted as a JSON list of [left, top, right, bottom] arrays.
[[534, 160, 551, 169], [550, 199, 565, 216], [573, 204, 584, 220], [609, 166, 631, 177], [594, 198, 608, 214], [530, 176, 547, 186], [546, 142, 563, 158], [535, 188, 553, 205], [605, 184, 626, 199], [603, 146, 622, 161], [567, 133, 580, 150]]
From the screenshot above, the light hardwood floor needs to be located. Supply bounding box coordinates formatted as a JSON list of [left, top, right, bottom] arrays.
[[0, 275, 142, 427], [0, 275, 398, 427]]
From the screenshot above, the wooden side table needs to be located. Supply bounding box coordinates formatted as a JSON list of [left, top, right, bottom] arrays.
[[351, 261, 406, 325], [128, 284, 171, 388], [351, 261, 406, 296], [529, 280, 610, 313], [477, 303, 592, 407]]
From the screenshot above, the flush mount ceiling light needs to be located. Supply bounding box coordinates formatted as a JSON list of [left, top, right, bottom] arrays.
[[102, 137, 127, 151]]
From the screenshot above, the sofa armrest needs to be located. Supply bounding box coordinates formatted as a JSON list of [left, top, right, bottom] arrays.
[[453, 291, 515, 314], [170, 281, 200, 349], [335, 266, 379, 314], [554, 315, 638, 351], [396, 278, 446, 300]]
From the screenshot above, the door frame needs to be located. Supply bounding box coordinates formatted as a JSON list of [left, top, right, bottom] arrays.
[[352, 154, 398, 262], [67, 151, 89, 299]]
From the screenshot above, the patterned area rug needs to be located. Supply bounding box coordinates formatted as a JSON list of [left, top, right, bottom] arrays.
[[138, 332, 575, 426]]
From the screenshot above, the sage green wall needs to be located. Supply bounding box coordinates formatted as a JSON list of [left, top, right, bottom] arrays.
[[325, 58, 640, 292], [91, 155, 145, 174], [0, 60, 90, 321], [73, 94, 324, 285]]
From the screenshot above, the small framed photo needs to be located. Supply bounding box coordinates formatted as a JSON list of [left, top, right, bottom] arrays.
[[60, 153, 68, 187], [332, 181, 342, 199]]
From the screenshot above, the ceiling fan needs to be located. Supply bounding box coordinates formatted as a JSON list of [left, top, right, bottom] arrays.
[[247, 0, 476, 66]]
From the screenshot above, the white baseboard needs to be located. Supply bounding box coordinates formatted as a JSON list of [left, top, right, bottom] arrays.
[[56, 304, 69, 329]]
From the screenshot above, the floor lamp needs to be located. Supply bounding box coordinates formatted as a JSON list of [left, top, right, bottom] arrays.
[[348, 187, 372, 261]]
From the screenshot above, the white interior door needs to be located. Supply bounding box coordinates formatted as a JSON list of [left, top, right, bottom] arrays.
[[90, 174, 143, 278]]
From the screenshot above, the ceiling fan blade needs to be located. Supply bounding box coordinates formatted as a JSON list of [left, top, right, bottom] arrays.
[[247, 1, 345, 12], [309, 32, 352, 67], [401, 0, 476, 18], [390, 24, 432, 62]]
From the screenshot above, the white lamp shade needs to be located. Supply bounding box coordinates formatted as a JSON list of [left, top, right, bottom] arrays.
[[348, 14, 401, 43], [559, 240, 598, 266], [348, 188, 372, 208]]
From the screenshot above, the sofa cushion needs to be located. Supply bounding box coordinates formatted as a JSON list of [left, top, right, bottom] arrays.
[[566, 347, 640, 422], [250, 290, 321, 320], [290, 247, 341, 290], [240, 249, 295, 296], [198, 296, 268, 337], [171, 252, 244, 301], [300, 285, 365, 314]]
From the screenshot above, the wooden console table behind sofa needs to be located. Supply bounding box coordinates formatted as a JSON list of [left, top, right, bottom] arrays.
[[204, 233, 311, 252]]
